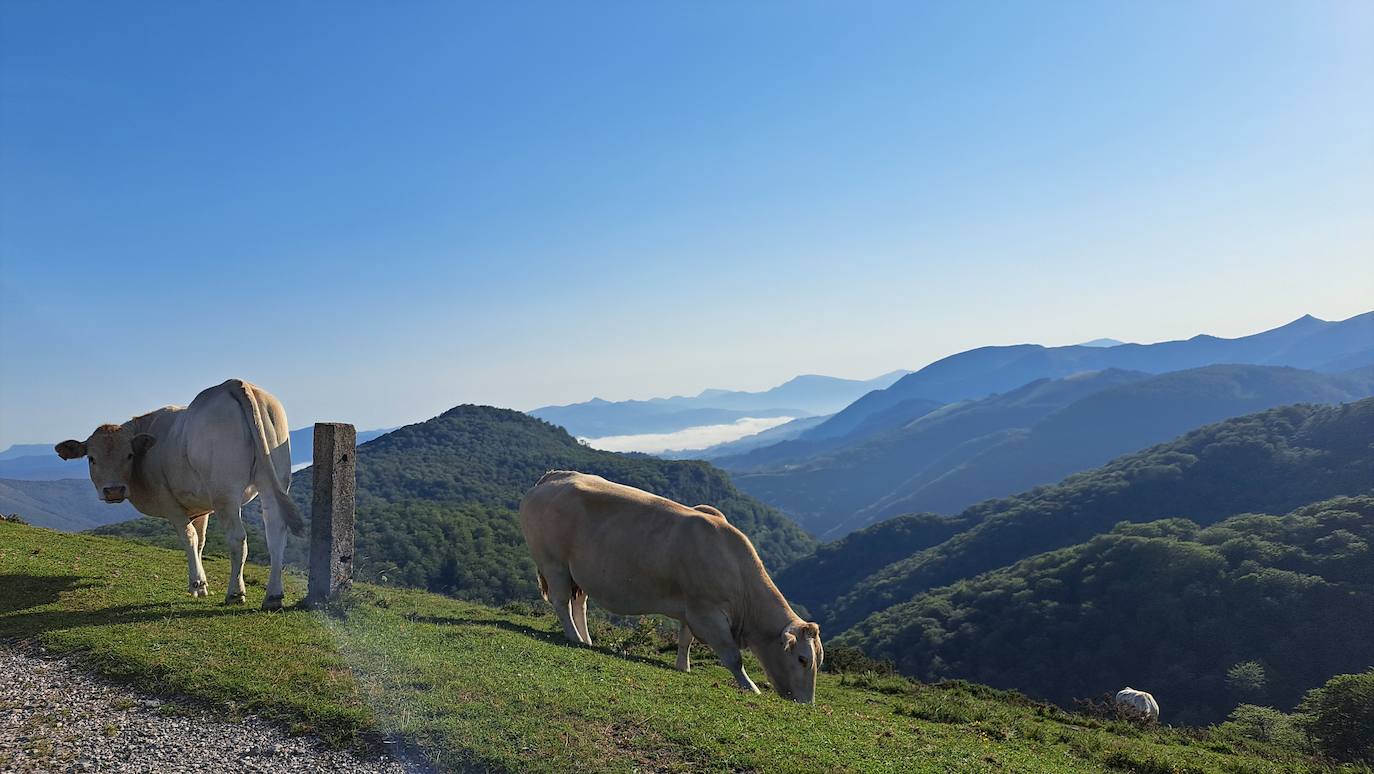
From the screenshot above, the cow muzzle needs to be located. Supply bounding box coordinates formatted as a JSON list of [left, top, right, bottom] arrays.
[[102, 486, 127, 503]]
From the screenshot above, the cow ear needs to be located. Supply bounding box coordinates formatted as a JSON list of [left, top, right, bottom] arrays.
[[131, 434, 157, 456], [803, 622, 821, 638], [55, 440, 88, 460], [780, 631, 797, 651]]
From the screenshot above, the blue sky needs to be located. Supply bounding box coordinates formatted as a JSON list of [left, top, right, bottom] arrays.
[[2, 2, 1371, 447]]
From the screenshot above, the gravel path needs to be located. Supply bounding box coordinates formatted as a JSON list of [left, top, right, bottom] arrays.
[[0, 648, 427, 773]]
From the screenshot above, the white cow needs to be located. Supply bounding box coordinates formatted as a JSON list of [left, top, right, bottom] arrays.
[[55, 379, 302, 609], [1115, 687, 1160, 720]]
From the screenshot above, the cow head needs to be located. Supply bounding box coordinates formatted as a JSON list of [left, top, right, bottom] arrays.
[[755, 621, 823, 704], [55, 424, 156, 504]]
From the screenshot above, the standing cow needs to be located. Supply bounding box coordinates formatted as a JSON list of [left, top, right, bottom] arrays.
[[55, 379, 303, 609], [519, 471, 824, 703], [1116, 687, 1160, 721]]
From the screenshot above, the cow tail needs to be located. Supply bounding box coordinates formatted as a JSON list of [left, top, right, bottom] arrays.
[[230, 380, 306, 538]]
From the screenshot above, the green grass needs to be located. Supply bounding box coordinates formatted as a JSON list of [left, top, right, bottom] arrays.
[[0, 521, 1342, 773]]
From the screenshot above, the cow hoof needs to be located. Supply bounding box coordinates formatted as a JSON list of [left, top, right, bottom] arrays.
[[224, 592, 247, 605], [261, 595, 285, 611], [190, 581, 209, 598]]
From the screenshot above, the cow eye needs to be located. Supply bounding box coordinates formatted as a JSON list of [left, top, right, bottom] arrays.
[[798, 656, 807, 666]]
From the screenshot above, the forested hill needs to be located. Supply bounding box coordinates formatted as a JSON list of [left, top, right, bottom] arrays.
[[809, 397, 1374, 632], [95, 405, 815, 602], [305, 405, 816, 598], [838, 496, 1374, 725]]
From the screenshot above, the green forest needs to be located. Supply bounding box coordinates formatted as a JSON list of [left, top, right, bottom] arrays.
[[837, 496, 1374, 725], [816, 398, 1374, 631]]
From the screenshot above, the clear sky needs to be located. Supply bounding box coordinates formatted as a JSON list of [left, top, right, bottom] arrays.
[[2, 2, 1371, 447]]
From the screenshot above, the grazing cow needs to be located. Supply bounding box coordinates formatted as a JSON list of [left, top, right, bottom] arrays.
[[1115, 687, 1160, 720], [675, 504, 725, 672], [519, 471, 824, 703], [55, 379, 303, 609]]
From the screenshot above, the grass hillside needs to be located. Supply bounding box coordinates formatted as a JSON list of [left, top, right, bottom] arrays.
[[0, 522, 1336, 773], [817, 398, 1374, 633], [840, 496, 1374, 726], [94, 405, 815, 603]]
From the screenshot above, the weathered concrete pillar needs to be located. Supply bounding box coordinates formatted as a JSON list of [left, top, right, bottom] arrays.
[[308, 422, 356, 606]]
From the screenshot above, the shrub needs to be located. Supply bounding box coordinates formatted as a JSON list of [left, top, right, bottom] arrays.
[[824, 645, 896, 676], [1298, 669, 1374, 764], [1220, 704, 1305, 751], [1073, 692, 1157, 727], [1226, 661, 1268, 702]]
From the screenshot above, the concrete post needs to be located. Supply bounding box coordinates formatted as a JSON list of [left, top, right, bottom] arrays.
[[308, 422, 356, 606]]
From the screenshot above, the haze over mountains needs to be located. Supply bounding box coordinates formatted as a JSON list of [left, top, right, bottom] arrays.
[[528, 371, 908, 440]]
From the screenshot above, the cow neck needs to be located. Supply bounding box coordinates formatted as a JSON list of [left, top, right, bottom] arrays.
[[736, 560, 800, 647], [122, 415, 161, 512]]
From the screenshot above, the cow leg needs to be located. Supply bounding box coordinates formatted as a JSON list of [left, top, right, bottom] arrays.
[[676, 620, 693, 672], [216, 499, 248, 605], [191, 514, 209, 558], [171, 513, 209, 597], [685, 608, 759, 693], [571, 590, 592, 646], [260, 496, 290, 610], [540, 568, 585, 644]]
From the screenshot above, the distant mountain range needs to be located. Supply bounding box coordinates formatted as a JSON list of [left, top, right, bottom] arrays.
[[0, 443, 52, 461], [528, 371, 909, 439], [0, 425, 394, 481], [0, 478, 139, 531], [727, 364, 1374, 537], [799, 312, 1373, 444]]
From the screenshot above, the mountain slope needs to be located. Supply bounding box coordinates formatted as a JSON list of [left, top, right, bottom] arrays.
[[529, 371, 907, 437], [0, 478, 139, 531], [838, 496, 1374, 726], [0, 443, 52, 461], [728, 368, 1148, 535], [771, 512, 967, 620], [0, 455, 73, 481], [95, 405, 816, 602], [814, 397, 1374, 633], [812, 311, 1373, 438], [846, 364, 1374, 529]]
